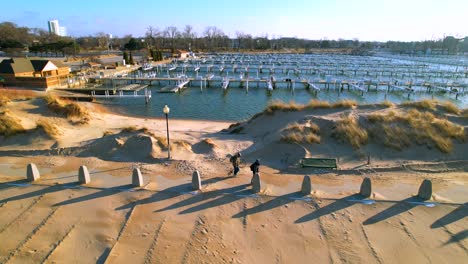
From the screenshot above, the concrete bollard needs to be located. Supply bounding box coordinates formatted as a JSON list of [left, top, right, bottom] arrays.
[[251, 173, 261, 193], [78, 165, 91, 184], [417, 179, 432, 200], [132, 168, 144, 187], [301, 175, 312, 195], [192, 170, 202, 190], [359, 177, 372, 198], [27, 163, 40, 182]]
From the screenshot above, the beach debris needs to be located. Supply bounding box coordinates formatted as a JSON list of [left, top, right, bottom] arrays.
[[26, 163, 40, 181], [301, 175, 312, 195], [252, 173, 261, 193], [359, 177, 372, 198], [417, 179, 432, 200], [132, 168, 144, 187], [192, 170, 202, 190], [78, 165, 91, 184]]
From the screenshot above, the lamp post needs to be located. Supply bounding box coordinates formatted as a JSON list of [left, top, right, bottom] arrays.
[[163, 104, 171, 159]]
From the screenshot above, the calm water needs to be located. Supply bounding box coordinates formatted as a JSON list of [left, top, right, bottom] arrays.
[[99, 86, 467, 121]]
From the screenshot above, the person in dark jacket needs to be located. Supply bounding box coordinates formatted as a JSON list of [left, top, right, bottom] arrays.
[[250, 159, 260, 184], [230, 152, 241, 176], [250, 159, 260, 176]]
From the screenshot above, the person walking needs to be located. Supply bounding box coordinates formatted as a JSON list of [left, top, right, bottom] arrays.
[[230, 152, 241, 176], [250, 159, 260, 184]]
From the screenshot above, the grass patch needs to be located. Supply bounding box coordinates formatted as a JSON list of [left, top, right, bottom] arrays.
[[44, 94, 89, 124], [332, 99, 357, 108], [367, 109, 465, 153], [102, 130, 114, 137], [36, 119, 61, 139], [0, 110, 26, 136], [0, 95, 10, 107], [281, 121, 321, 144], [401, 99, 437, 111], [440, 101, 460, 115], [0, 88, 37, 101], [332, 115, 368, 149], [264, 100, 304, 114], [378, 100, 394, 108], [121, 126, 139, 133], [305, 100, 331, 109]]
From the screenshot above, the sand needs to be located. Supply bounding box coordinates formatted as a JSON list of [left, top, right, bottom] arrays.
[[0, 96, 467, 263]]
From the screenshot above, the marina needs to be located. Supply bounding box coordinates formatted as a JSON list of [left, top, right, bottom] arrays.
[[56, 53, 467, 121]]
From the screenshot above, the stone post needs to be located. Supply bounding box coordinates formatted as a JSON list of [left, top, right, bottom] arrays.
[[417, 179, 432, 200], [192, 170, 201, 190], [301, 175, 312, 195], [78, 165, 91, 184], [252, 173, 261, 193], [27, 163, 40, 182], [359, 177, 372, 198], [132, 168, 144, 187]]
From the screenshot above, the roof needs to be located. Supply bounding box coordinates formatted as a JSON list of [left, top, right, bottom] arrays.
[[0, 58, 68, 74], [176, 49, 189, 53]]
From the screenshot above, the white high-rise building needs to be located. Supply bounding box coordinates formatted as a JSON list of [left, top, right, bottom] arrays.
[[48, 19, 59, 35], [48, 19, 67, 36]]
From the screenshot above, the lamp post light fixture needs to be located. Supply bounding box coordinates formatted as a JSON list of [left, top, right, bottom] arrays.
[[163, 104, 171, 159]]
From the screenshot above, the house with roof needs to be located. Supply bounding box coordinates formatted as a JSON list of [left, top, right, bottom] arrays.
[[0, 58, 70, 89]]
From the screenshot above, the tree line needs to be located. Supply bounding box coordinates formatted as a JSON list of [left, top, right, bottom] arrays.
[[1, 21, 467, 56]]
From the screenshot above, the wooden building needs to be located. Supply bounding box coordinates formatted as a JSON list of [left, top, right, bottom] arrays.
[[0, 58, 70, 89]]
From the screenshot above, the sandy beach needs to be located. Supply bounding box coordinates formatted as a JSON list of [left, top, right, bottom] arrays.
[[0, 94, 467, 263]]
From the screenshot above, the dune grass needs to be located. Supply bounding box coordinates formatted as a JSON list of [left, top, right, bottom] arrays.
[[281, 121, 321, 144], [36, 119, 61, 139], [332, 115, 368, 149], [102, 130, 114, 137], [378, 100, 394, 108], [440, 101, 460, 115], [0, 110, 26, 136], [0, 89, 37, 104], [305, 100, 331, 109], [264, 100, 304, 114], [401, 99, 437, 111], [121, 126, 139, 133], [331, 99, 357, 108], [368, 109, 465, 153], [44, 94, 90, 124], [0, 95, 9, 107], [202, 138, 217, 147]]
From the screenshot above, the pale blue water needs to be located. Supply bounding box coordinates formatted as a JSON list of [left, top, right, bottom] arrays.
[[99, 86, 466, 121]]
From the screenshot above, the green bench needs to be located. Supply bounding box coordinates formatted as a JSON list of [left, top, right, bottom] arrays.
[[300, 158, 337, 169]]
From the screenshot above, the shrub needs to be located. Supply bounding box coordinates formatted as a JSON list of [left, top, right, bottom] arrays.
[[0, 111, 26, 136], [36, 119, 61, 139], [305, 100, 331, 109], [332, 115, 368, 149], [44, 94, 89, 123], [440, 101, 460, 115], [332, 99, 357, 109], [401, 99, 437, 111], [281, 121, 321, 144]]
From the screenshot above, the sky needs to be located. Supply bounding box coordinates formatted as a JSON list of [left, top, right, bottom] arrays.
[[4, 0, 467, 41]]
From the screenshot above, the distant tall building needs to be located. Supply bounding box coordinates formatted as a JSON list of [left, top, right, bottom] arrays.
[[48, 19, 59, 35], [48, 19, 67, 37]]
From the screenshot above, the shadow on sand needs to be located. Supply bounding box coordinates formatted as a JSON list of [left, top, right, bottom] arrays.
[[232, 191, 305, 219], [431, 203, 467, 229], [295, 194, 362, 224], [362, 197, 424, 225]]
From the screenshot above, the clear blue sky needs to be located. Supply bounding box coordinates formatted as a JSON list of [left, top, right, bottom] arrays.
[[5, 0, 467, 41]]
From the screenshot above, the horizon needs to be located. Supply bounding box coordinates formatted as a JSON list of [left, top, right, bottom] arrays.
[[4, 0, 468, 41]]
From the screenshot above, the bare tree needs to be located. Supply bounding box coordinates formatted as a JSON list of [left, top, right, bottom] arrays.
[[182, 25, 196, 50], [145, 26, 160, 48], [95, 32, 108, 49], [164, 26, 179, 52]]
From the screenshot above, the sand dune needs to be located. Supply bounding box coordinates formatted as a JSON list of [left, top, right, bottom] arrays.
[[0, 97, 467, 263]]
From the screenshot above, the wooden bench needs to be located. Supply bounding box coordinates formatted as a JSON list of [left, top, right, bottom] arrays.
[[300, 158, 337, 169]]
